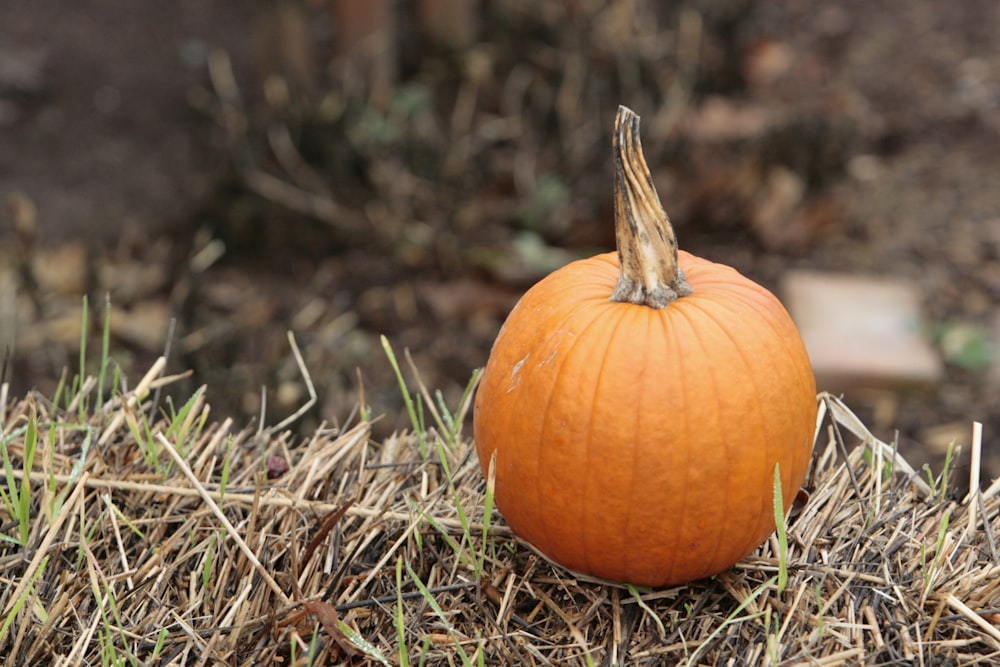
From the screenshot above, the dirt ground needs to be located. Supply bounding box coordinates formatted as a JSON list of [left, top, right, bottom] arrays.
[[2, 1, 999, 480]]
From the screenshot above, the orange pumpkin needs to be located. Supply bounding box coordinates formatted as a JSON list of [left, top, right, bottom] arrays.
[[473, 106, 817, 587]]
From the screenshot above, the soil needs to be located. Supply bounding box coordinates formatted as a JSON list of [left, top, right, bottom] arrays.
[[2, 1, 999, 480]]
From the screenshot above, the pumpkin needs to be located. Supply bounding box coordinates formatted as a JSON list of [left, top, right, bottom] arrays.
[[473, 106, 817, 587]]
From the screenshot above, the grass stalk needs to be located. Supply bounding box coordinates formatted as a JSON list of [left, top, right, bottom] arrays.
[[97, 294, 112, 418], [381, 335, 427, 457], [77, 294, 89, 419], [405, 560, 478, 667], [772, 463, 789, 594], [684, 576, 776, 666], [396, 557, 411, 667], [0, 555, 48, 644]]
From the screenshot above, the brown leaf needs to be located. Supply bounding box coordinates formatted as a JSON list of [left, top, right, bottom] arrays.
[[302, 600, 359, 657], [480, 574, 502, 607], [790, 488, 811, 519], [301, 500, 354, 570]]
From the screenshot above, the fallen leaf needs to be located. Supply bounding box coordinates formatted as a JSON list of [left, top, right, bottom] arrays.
[[301, 500, 354, 569], [790, 488, 810, 518], [302, 600, 359, 657]]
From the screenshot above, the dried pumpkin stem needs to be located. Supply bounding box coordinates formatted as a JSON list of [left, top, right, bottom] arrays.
[[610, 105, 692, 308]]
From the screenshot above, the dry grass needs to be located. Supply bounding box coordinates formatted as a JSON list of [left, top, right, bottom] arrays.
[[1, 347, 999, 666]]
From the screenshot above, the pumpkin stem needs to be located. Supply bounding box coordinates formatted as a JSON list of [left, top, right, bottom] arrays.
[[610, 105, 693, 308]]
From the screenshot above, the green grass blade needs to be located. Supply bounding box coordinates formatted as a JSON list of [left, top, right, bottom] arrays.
[[201, 536, 216, 590], [78, 294, 89, 419], [165, 385, 206, 448], [0, 555, 49, 644], [98, 295, 111, 416], [938, 442, 955, 502], [412, 499, 473, 570], [627, 584, 666, 639], [923, 509, 952, 595], [150, 628, 168, 661], [417, 637, 431, 667], [450, 368, 482, 445], [51, 370, 68, 412], [219, 435, 234, 503], [18, 413, 39, 544], [685, 576, 776, 666], [772, 463, 788, 594], [0, 427, 24, 526], [338, 621, 391, 666], [396, 557, 410, 667], [434, 389, 454, 436], [405, 561, 475, 667], [429, 435, 481, 571], [481, 450, 497, 569], [60, 425, 92, 499], [305, 624, 321, 667], [381, 336, 426, 457]]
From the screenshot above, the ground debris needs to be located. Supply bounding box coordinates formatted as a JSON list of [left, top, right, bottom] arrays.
[[0, 367, 998, 665]]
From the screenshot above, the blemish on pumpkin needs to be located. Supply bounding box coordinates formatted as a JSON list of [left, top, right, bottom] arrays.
[[539, 346, 559, 367], [507, 354, 529, 392]]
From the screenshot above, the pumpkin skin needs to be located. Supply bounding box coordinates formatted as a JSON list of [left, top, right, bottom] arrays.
[[473, 250, 817, 587]]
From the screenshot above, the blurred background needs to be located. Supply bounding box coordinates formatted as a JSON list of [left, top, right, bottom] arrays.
[[2, 0, 998, 480]]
